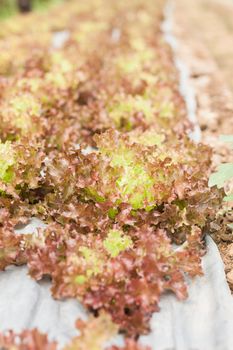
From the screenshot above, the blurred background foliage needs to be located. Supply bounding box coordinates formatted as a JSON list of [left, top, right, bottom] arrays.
[[0, 0, 62, 19]]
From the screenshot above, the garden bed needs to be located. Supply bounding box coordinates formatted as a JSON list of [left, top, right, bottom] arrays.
[[0, 0, 232, 349]]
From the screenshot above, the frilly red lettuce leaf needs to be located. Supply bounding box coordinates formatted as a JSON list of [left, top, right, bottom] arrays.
[[0, 329, 57, 350]]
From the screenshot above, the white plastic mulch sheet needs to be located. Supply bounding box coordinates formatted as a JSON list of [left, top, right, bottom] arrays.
[[0, 219, 233, 350]]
